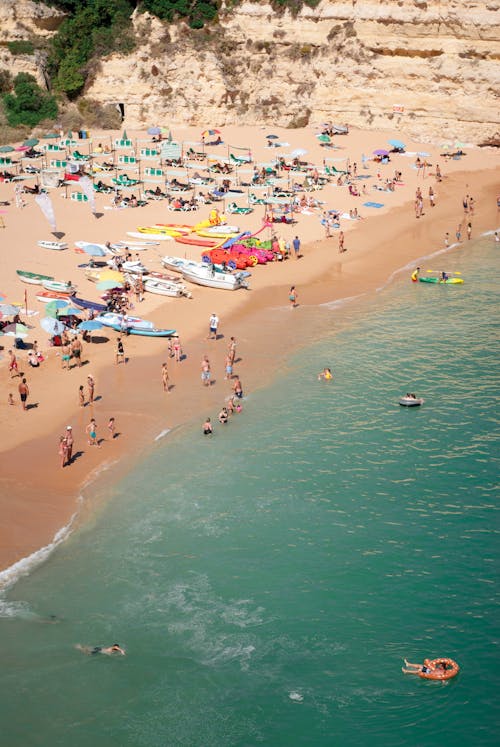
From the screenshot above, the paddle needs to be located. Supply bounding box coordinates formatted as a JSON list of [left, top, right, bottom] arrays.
[[426, 270, 461, 275]]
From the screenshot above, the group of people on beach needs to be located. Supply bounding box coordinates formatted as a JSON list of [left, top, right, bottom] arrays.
[[202, 331, 243, 435]]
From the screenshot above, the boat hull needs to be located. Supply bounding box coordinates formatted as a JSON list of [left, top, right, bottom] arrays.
[[181, 267, 248, 291], [399, 397, 424, 407], [17, 270, 54, 285]]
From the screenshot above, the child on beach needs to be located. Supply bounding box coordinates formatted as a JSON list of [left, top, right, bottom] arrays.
[[108, 417, 116, 440], [86, 418, 99, 446]]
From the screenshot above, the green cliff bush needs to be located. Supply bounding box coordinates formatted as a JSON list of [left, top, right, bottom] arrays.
[[3, 73, 58, 127]]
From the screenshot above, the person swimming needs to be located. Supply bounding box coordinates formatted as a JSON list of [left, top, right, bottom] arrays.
[[77, 643, 126, 656], [318, 367, 333, 381]]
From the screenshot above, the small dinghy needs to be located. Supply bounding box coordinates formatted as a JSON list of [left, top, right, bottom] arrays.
[[399, 395, 424, 407], [38, 240, 68, 251], [42, 279, 76, 294]]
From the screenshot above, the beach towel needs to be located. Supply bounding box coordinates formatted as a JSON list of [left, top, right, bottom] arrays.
[[363, 202, 384, 208]]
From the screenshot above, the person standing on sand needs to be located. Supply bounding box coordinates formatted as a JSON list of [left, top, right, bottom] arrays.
[[173, 336, 182, 362], [116, 337, 125, 365], [456, 223, 462, 242], [233, 376, 243, 399], [201, 355, 211, 386], [289, 286, 298, 308], [293, 236, 301, 259], [228, 336, 237, 365], [8, 349, 19, 378], [224, 354, 233, 381], [445, 232, 450, 247], [467, 222, 472, 240], [86, 418, 99, 446], [18, 377, 29, 411], [79, 385, 85, 407], [59, 435, 68, 468], [87, 375, 95, 404], [161, 362, 170, 393], [61, 342, 71, 371], [71, 337, 83, 368], [65, 426, 74, 463], [208, 313, 219, 340], [428, 186, 435, 207], [338, 231, 345, 253]]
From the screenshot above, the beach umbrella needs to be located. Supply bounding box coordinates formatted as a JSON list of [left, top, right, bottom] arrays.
[[147, 126, 161, 135], [81, 243, 106, 257], [291, 148, 308, 157], [45, 299, 69, 318], [0, 303, 20, 316], [57, 306, 82, 317], [373, 149, 389, 156], [78, 320, 103, 332], [42, 132, 59, 139], [266, 134, 279, 139], [97, 280, 124, 291], [40, 317, 66, 335], [23, 138, 39, 147], [202, 129, 221, 139], [317, 134, 331, 143], [0, 145, 14, 153], [15, 145, 30, 152], [99, 269, 124, 282], [388, 139, 405, 149], [3, 322, 30, 338], [122, 129, 128, 140]]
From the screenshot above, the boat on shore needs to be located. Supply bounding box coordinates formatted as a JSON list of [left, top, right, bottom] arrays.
[[126, 326, 177, 337], [181, 263, 249, 291], [36, 290, 72, 303], [144, 278, 192, 298], [161, 256, 204, 274], [17, 270, 54, 285], [42, 279, 77, 294], [95, 312, 155, 331], [72, 296, 107, 312], [127, 232, 173, 241], [38, 240, 68, 251]]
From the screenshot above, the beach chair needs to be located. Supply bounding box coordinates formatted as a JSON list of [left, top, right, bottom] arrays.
[[248, 193, 266, 205], [71, 151, 89, 161], [227, 203, 253, 215], [230, 153, 252, 165], [70, 192, 88, 202]]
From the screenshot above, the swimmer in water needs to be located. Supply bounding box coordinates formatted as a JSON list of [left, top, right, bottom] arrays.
[[76, 643, 126, 656], [318, 367, 333, 381]]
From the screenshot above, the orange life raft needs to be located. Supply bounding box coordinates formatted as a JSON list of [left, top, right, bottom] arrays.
[[419, 658, 460, 681]]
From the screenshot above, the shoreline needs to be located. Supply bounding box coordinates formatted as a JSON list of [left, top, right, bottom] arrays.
[[0, 133, 499, 577]]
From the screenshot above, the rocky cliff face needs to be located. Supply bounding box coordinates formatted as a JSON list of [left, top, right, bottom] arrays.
[[2, 0, 499, 144]]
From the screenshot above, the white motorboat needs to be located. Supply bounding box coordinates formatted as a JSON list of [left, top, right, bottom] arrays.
[[106, 259, 148, 275], [181, 263, 249, 291], [201, 224, 240, 235], [161, 256, 202, 274], [399, 395, 424, 407], [42, 279, 76, 294]]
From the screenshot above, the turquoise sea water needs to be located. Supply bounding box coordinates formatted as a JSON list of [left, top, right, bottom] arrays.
[[0, 234, 499, 746]]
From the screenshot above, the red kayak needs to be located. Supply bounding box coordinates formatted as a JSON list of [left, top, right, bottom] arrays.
[[175, 235, 220, 248], [36, 290, 73, 303]]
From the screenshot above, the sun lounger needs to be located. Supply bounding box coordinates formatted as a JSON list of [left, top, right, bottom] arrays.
[[227, 203, 253, 215]]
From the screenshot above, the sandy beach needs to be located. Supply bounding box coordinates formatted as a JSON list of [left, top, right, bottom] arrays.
[[0, 123, 498, 573]]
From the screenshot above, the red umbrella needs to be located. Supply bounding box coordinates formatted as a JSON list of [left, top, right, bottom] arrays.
[[201, 129, 221, 138]]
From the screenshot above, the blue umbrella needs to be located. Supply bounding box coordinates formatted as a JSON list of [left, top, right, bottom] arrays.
[[388, 139, 405, 149], [97, 280, 124, 291], [57, 306, 82, 316], [81, 244, 106, 257], [41, 317, 66, 335], [147, 126, 161, 135], [78, 320, 103, 331], [266, 134, 279, 139]]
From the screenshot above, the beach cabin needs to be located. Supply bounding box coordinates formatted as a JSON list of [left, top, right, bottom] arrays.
[[144, 166, 164, 179], [118, 154, 137, 166], [114, 138, 133, 149], [139, 148, 160, 159]]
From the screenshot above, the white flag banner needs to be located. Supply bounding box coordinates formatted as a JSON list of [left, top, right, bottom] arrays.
[[79, 175, 96, 215], [35, 192, 56, 232]]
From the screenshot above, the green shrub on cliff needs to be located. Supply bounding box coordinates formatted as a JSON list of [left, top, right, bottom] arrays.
[[140, 0, 218, 28], [3, 73, 58, 127]]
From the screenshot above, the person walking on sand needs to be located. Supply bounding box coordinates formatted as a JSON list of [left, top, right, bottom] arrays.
[[65, 426, 74, 463], [207, 313, 219, 340], [456, 223, 462, 242], [116, 337, 125, 365], [86, 418, 99, 446], [87, 375, 95, 404], [293, 235, 301, 259], [289, 286, 298, 308], [201, 355, 211, 387], [161, 362, 170, 393], [428, 186, 435, 207], [228, 336, 237, 365], [18, 377, 29, 411], [338, 231, 345, 253], [8, 349, 19, 378], [79, 385, 85, 407], [467, 222, 472, 240], [224, 354, 233, 380], [444, 232, 450, 247], [108, 417, 116, 440]]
